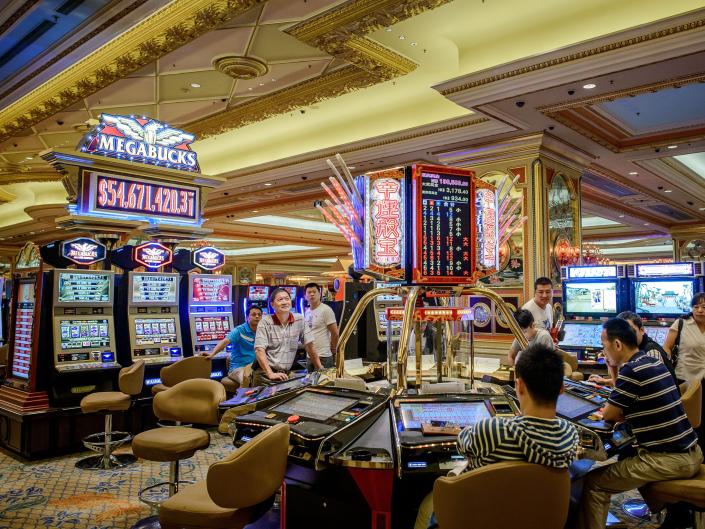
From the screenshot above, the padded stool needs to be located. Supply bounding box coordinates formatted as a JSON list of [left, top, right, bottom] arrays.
[[131, 378, 225, 528], [642, 465, 705, 528], [151, 356, 211, 395], [76, 360, 145, 470]]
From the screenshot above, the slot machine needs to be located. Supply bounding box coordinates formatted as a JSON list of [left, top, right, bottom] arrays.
[[559, 265, 628, 363], [279, 285, 304, 314], [366, 281, 404, 361], [242, 284, 270, 320]]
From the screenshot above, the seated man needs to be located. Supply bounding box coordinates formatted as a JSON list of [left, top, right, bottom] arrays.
[[576, 318, 703, 529], [416, 344, 579, 529], [508, 309, 555, 365]]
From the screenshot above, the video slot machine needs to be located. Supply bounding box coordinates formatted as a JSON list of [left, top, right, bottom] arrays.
[[559, 265, 628, 363], [279, 285, 304, 314], [627, 262, 702, 338], [241, 284, 270, 322], [372, 281, 404, 342], [48, 269, 120, 406]]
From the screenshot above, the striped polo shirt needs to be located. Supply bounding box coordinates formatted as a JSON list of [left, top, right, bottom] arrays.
[[254, 312, 313, 372], [457, 415, 579, 470], [609, 350, 697, 452]]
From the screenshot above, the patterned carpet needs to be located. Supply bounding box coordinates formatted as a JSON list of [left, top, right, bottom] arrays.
[[0, 431, 666, 529]]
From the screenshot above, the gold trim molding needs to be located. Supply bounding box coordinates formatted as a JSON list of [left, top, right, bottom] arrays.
[[0, 171, 63, 184]]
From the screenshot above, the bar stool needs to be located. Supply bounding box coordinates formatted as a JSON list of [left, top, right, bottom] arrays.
[[76, 360, 145, 470], [151, 356, 211, 395], [131, 378, 225, 528]]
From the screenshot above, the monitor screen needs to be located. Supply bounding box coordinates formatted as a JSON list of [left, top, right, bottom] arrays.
[[282, 286, 297, 300], [556, 392, 600, 420], [194, 315, 231, 342], [558, 323, 603, 349], [57, 271, 112, 304], [375, 282, 403, 302], [644, 325, 670, 346], [57, 319, 110, 353], [399, 401, 491, 430], [11, 280, 35, 379], [633, 280, 693, 317], [636, 262, 694, 278], [133, 317, 178, 346], [564, 281, 618, 315], [567, 266, 618, 279], [191, 274, 231, 304], [248, 285, 269, 301], [131, 273, 178, 304], [272, 392, 357, 421]]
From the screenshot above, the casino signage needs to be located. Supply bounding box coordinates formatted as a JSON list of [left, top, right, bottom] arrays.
[[61, 237, 107, 265], [79, 114, 199, 172], [192, 247, 225, 271], [134, 242, 173, 269]]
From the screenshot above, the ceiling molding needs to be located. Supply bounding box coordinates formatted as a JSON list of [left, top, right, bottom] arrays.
[[0, 170, 63, 183], [0, 0, 263, 142], [0, 1, 41, 39]]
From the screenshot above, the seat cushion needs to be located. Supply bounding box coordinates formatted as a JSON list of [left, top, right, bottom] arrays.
[[642, 465, 705, 510], [80, 391, 131, 413], [160, 480, 252, 529], [133, 427, 210, 462], [151, 383, 168, 395]]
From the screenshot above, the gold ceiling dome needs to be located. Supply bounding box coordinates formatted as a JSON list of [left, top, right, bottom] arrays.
[[213, 55, 269, 80]]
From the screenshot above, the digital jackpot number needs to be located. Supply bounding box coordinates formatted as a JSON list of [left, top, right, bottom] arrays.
[[96, 176, 196, 218]]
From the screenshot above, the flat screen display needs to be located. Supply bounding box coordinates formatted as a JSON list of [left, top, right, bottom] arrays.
[[191, 275, 231, 303], [644, 325, 670, 346], [558, 323, 603, 349], [11, 280, 35, 379], [556, 392, 600, 420], [375, 282, 402, 302], [133, 317, 178, 346], [57, 271, 111, 304], [282, 286, 297, 300], [633, 280, 693, 317], [636, 262, 694, 278], [58, 319, 110, 352], [399, 401, 491, 430], [564, 281, 618, 315], [131, 274, 178, 304], [248, 285, 269, 301], [194, 315, 230, 342], [273, 392, 357, 421], [567, 266, 618, 279]]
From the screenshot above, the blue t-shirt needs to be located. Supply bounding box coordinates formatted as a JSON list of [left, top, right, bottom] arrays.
[[228, 322, 256, 371]]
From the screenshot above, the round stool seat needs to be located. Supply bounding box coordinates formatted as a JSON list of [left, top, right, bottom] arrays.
[[151, 383, 169, 395], [133, 426, 210, 462], [81, 391, 131, 413], [643, 465, 705, 508]]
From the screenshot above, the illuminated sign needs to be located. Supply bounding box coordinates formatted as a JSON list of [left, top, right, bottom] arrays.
[[475, 187, 498, 271], [61, 237, 106, 265], [192, 247, 225, 271], [134, 242, 173, 269], [79, 113, 199, 172], [568, 265, 618, 279], [364, 168, 405, 278], [636, 262, 695, 278]]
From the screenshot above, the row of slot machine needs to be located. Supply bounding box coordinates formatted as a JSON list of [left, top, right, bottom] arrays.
[[3, 241, 302, 409], [234, 284, 306, 324], [557, 262, 703, 361]]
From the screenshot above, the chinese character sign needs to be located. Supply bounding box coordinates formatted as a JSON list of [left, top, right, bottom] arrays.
[[364, 173, 405, 276], [475, 187, 498, 271]]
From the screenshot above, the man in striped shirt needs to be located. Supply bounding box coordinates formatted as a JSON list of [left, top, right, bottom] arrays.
[[576, 318, 702, 529], [415, 344, 579, 528]]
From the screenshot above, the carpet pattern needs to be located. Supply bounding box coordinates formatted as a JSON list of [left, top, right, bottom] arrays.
[[0, 432, 664, 529]]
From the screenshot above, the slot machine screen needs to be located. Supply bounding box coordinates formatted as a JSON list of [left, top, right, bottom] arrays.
[[273, 392, 357, 421], [375, 281, 403, 302], [194, 315, 231, 342], [644, 325, 670, 346], [56, 319, 111, 362], [399, 401, 491, 430], [248, 285, 269, 301], [282, 286, 297, 301], [191, 274, 231, 304], [133, 317, 178, 347], [633, 280, 694, 317], [556, 392, 600, 420], [558, 323, 603, 349], [56, 271, 112, 305], [564, 281, 618, 316], [131, 273, 178, 304], [11, 280, 35, 379]]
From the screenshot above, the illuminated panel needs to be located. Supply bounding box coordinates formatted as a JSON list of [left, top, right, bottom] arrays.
[[567, 265, 618, 279], [57, 319, 110, 352], [134, 242, 173, 268], [475, 186, 498, 271], [133, 318, 178, 347], [194, 315, 230, 342], [413, 164, 476, 284], [11, 281, 35, 379], [191, 274, 231, 304], [364, 169, 405, 278], [57, 271, 111, 305], [85, 172, 200, 225], [131, 274, 178, 304], [636, 262, 694, 278]]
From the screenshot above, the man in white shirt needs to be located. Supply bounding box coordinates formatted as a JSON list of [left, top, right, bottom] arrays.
[[304, 282, 339, 370], [521, 276, 553, 331]]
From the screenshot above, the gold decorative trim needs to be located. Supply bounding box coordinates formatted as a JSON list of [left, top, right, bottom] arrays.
[[0, 0, 262, 142], [440, 18, 705, 95], [0, 171, 63, 184]]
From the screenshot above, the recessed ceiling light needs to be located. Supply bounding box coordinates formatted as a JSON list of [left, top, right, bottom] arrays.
[[582, 83, 597, 89], [664, 189, 672, 193], [667, 145, 678, 149], [700, 207, 705, 211], [644, 223, 650, 226], [628, 171, 638, 175], [410, 42, 418, 46], [25, 156, 33, 160], [190, 83, 201, 88], [248, 87, 253, 91], [259, 83, 264, 86], [618, 214, 625, 218], [264, 183, 272, 186], [399, 35, 406, 40], [385, 27, 392, 32], [252, 210, 259, 213], [271, 78, 276, 82]]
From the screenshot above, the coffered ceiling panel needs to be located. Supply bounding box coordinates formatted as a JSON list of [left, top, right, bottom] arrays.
[[159, 100, 229, 126], [33, 109, 92, 134], [86, 76, 156, 108], [91, 104, 157, 120], [158, 71, 234, 102], [250, 24, 331, 62], [231, 58, 332, 97], [259, 0, 343, 24], [0, 134, 45, 153]]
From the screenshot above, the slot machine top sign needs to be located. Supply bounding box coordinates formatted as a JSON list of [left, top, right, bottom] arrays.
[[61, 238, 107, 265], [192, 247, 225, 271], [134, 242, 173, 269]]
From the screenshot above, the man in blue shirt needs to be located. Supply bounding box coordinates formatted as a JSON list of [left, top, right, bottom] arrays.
[[576, 318, 702, 529], [203, 306, 262, 387]]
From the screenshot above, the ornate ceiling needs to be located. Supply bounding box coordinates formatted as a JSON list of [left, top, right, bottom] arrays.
[[2, 0, 705, 271]]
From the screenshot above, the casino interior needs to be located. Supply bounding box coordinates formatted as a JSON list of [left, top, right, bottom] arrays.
[[3, 1, 705, 528]]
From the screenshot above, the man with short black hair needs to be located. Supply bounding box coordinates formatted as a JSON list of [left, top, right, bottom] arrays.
[[508, 309, 555, 365], [304, 282, 338, 370], [522, 276, 554, 331], [576, 318, 702, 529]]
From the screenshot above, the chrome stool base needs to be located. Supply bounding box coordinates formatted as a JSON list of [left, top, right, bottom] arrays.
[[130, 514, 161, 529], [138, 480, 194, 508], [76, 414, 135, 470], [622, 499, 651, 520], [76, 453, 137, 470]]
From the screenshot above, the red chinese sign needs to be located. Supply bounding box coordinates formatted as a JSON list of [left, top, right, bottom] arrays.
[[364, 169, 405, 278]]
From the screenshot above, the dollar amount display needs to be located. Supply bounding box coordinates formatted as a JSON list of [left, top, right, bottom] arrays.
[[419, 171, 473, 281], [92, 174, 198, 221]]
